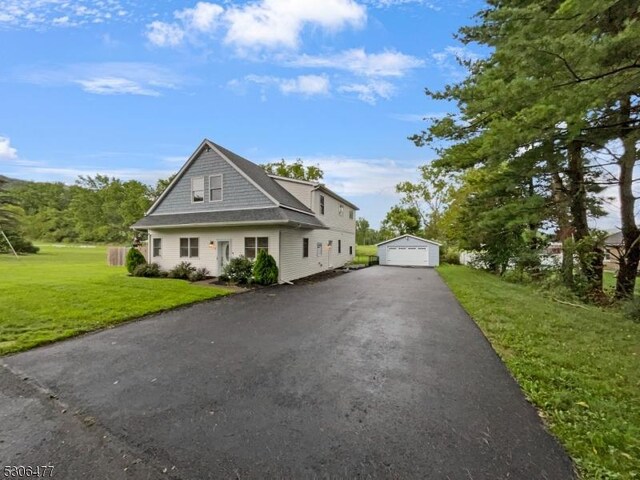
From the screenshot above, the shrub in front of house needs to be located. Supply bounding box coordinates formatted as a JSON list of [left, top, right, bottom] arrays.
[[132, 263, 165, 278], [188, 267, 209, 282], [125, 247, 146, 274], [168, 261, 196, 280], [222, 256, 253, 284], [253, 250, 279, 285]]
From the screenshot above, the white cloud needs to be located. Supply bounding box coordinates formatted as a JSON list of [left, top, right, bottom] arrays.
[[244, 74, 330, 97], [175, 2, 223, 32], [365, 0, 440, 10], [146, 21, 185, 47], [338, 80, 395, 104], [432, 45, 482, 79], [224, 0, 366, 51], [19, 62, 183, 97], [0, 0, 129, 28], [75, 77, 161, 97], [146, 2, 223, 47], [280, 75, 330, 95], [146, 0, 366, 51], [0, 137, 18, 161], [288, 48, 424, 77], [274, 155, 417, 196]]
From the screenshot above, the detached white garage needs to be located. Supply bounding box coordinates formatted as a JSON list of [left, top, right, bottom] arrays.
[[376, 234, 441, 267]]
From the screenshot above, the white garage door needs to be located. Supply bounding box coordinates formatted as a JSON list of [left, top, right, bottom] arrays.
[[386, 246, 429, 266]]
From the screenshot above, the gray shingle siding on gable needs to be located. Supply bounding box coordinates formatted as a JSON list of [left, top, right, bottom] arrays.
[[152, 149, 274, 215], [211, 142, 314, 214]]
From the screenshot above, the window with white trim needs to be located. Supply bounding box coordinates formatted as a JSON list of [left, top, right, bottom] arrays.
[[320, 195, 325, 215], [303, 238, 309, 258], [244, 237, 269, 259], [153, 238, 162, 257], [339, 204, 344, 216], [191, 177, 204, 203], [349, 210, 354, 220], [316, 242, 323, 257], [180, 238, 199, 258], [209, 174, 223, 202]]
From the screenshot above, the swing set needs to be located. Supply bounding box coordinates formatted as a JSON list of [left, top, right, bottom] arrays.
[[0, 227, 19, 259]]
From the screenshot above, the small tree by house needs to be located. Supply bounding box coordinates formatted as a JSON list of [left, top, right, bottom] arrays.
[[125, 247, 146, 274], [253, 250, 279, 285]]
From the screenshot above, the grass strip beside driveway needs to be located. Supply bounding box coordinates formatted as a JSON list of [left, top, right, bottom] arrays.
[[438, 265, 640, 480], [0, 245, 230, 355]]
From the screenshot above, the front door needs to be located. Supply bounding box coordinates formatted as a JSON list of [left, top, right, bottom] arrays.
[[218, 241, 230, 275]]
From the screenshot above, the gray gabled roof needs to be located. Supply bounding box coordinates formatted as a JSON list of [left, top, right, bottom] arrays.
[[132, 207, 327, 230], [313, 184, 359, 211], [210, 141, 314, 214], [605, 231, 623, 246]]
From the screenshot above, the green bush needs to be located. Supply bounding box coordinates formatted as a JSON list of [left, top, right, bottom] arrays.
[[168, 261, 196, 280], [442, 248, 461, 265], [222, 256, 253, 284], [188, 267, 209, 282], [623, 297, 640, 323], [253, 250, 279, 285], [132, 263, 164, 278], [125, 248, 146, 274], [0, 231, 39, 254]]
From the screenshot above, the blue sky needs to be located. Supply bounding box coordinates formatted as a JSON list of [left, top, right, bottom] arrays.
[[0, 0, 620, 229]]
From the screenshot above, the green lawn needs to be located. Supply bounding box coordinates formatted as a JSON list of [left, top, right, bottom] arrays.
[[0, 245, 230, 355], [353, 244, 378, 264], [438, 265, 640, 479]]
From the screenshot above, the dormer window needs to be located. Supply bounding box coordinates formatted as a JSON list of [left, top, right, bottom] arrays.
[[339, 204, 344, 216], [191, 177, 204, 203], [320, 195, 325, 215], [209, 174, 223, 202]]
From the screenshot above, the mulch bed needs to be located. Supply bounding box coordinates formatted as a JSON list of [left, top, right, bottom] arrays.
[[290, 267, 350, 285]]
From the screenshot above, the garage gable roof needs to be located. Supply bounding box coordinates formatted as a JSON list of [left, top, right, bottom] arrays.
[[376, 234, 442, 247]]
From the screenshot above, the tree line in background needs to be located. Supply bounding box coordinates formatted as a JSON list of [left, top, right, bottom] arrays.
[[0, 174, 174, 250], [0, 158, 321, 253], [374, 0, 638, 303]]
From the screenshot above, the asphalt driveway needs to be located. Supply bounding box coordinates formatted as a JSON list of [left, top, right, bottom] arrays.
[[2, 266, 575, 479]]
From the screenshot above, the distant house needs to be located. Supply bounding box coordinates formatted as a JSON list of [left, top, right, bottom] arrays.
[[132, 139, 358, 283], [604, 231, 623, 269]]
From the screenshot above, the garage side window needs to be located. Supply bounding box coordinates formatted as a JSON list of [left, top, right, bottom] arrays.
[[349, 245, 353, 255], [316, 242, 323, 256], [303, 238, 309, 258], [153, 238, 162, 257], [338, 239, 341, 254]]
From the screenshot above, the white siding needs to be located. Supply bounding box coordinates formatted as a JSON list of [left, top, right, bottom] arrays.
[[279, 228, 355, 282], [312, 191, 355, 234], [272, 178, 314, 208], [148, 227, 280, 277]]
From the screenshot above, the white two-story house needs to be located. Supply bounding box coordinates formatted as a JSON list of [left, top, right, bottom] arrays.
[[132, 139, 358, 283]]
